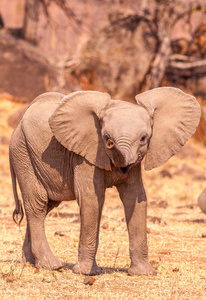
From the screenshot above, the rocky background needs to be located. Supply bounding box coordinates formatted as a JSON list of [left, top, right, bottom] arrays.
[[1, 0, 206, 137]]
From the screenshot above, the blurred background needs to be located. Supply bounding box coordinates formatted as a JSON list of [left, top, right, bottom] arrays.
[[0, 0, 206, 141], [1, 3, 206, 297]]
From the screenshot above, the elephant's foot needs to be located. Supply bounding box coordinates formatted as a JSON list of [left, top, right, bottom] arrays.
[[72, 260, 102, 276], [22, 246, 64, 270], [22, 246, 35, 265], [128, 260, 157, 276], [35, 254, 64, 270]]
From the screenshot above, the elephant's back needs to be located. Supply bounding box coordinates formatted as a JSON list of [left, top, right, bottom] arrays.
[[20, 92, 65, 152], [22, 92, 65, 132], [30, 92, 65, 106], [24, 92, 65, 122]]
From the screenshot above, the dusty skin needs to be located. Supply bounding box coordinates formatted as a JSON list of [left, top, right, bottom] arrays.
[[1, 97, 206, 299]]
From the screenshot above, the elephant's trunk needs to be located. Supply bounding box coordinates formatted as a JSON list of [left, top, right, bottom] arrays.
[[105, 137, 133, 168]]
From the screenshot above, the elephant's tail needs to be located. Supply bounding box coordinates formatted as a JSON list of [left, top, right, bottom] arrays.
[[10, 159, 24, 226]]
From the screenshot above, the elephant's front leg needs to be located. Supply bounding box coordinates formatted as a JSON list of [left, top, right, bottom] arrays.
[[117, 165, 157, 276], [72, 162, 105, 275]]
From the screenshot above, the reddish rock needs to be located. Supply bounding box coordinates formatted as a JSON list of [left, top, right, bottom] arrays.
[[0, 32, 58, 100]]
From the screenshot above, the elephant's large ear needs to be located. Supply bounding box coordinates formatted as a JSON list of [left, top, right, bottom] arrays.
[[49, 91, 112, 171], [135, 87, 201, 171]]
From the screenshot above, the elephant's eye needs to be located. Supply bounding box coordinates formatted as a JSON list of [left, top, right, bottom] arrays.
[[140, 134, 147, 143]]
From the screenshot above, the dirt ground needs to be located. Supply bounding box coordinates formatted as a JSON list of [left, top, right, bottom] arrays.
[[1, 97, 206, 299]]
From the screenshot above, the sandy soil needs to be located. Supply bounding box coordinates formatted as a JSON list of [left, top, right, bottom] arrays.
[[1, 97, 206, 299]]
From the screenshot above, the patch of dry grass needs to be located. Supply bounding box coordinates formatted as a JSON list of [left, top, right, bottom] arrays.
[[1, 98, 206, 299]]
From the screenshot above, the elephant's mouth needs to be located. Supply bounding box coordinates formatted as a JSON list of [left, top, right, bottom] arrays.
[[119, 155, 143, 174], [120, 166, 130, 174], [119, 163, 136, 174], [106, 143, 145, 173]]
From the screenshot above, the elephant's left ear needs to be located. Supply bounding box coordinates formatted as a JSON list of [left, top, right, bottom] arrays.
[[135, 87, 201, 171], [49, 91, 112, 171]]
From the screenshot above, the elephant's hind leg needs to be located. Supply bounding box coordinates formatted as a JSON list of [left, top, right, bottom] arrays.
[[10, 128, 63, 270], [22, 199, 62, 268], [22, 223, 35, 265], [20, 182, 64, 270]]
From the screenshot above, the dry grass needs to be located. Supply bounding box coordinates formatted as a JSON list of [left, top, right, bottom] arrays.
[[1, 98, 206, 299]]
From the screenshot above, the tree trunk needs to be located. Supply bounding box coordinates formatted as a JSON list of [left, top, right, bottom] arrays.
[[23, 0, 40, 44]]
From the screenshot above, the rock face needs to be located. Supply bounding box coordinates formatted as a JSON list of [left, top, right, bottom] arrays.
[[0, 32, 58, 101], [0, 0, 25, 28], [0, 0, 158, 101], [76, 16, 157, 100], [1, 0, 206, 139]]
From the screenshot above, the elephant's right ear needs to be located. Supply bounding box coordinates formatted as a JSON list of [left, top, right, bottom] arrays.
[[49, 91, 112, 171], [135, 87, 201, 170]]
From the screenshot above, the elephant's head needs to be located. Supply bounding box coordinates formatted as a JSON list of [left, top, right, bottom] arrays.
[[49, 88, 200, 171], [100, 100, 152, 172]]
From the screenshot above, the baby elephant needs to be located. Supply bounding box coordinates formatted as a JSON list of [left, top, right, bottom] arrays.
[[9, 87, 200, 276]]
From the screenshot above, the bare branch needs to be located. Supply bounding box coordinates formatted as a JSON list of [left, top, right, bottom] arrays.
[[168, 55, 206, 77], [140, 1, 206, 91]]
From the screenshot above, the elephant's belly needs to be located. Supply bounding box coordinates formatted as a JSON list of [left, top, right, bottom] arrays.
[[34, 153, 76, 201], [36, 166, 76, 201], [47, 185, 76, 202]]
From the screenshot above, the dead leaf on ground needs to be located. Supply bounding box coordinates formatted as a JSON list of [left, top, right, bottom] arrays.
[[83, 276, 96, 285]]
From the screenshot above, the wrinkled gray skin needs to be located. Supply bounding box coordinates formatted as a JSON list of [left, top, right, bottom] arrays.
[[9, 88, 200, 276], [198, 189, 206, 214]]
